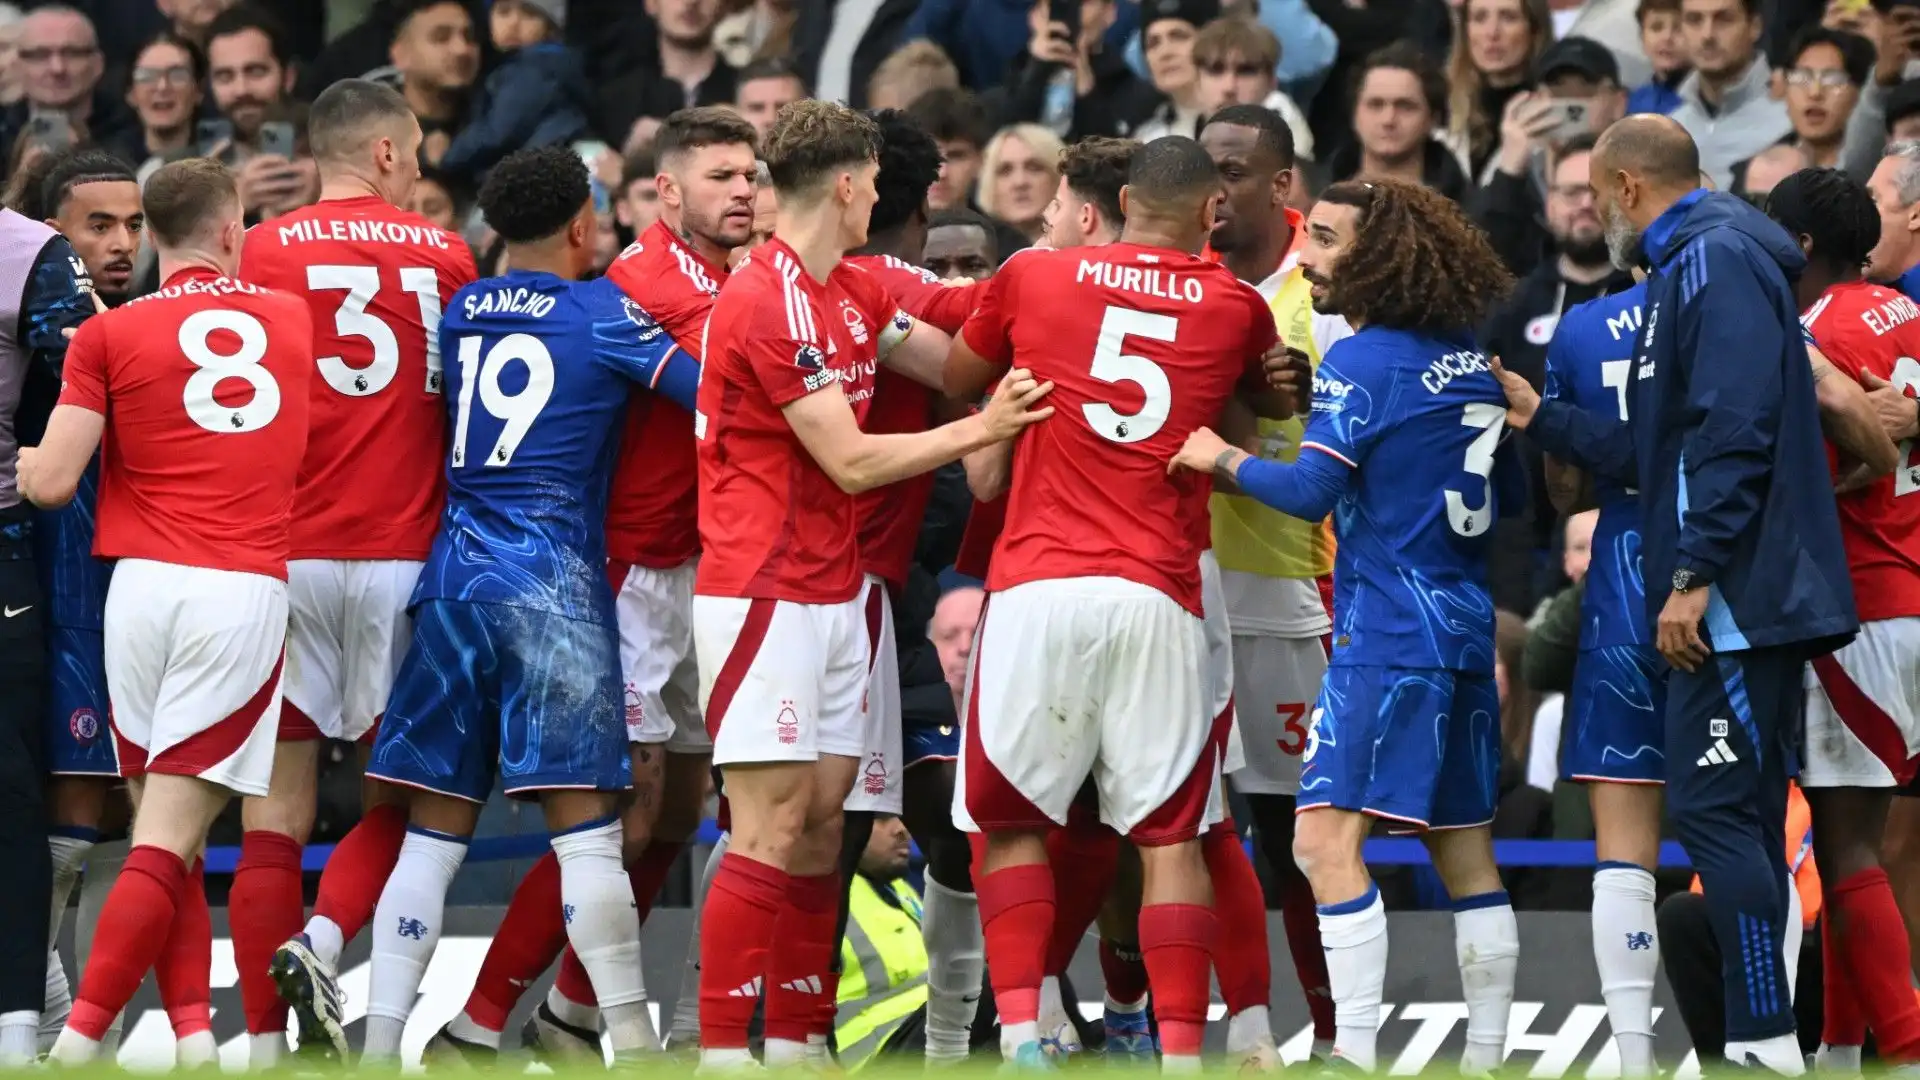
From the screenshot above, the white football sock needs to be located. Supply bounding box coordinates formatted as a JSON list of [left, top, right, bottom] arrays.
[[175, 1028, 217, 1069], [546, 982, 602, 1030], [921, 876, 983, 1063], [552, 819, 655, 1054], [1038, 974, 1075, 1045], [0, 1011, 38, 1066], [301, 915, 346, 970], [362, 828, 468, 1062], [1784, 874, 1804, 998], [1227, 1005, 1273, 1054], [47, 1025, 100, 1066], [248, 1031, 285, 1069], [74, 839, 126, 971], [669, 833, 728, 1049], [39, 955, 69, 1053], [1318, 883, 1388, 1072], [1454, 891, 1520, 1076], [1815, 1043, 1862, 1072], [46, 830, 93, 952], [1592, 864, 1659, 1077], [446, 1011, 502, 1051]]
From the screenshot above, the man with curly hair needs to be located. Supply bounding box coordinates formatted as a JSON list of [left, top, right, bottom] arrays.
[[352, 144, 701, 1066], [1172, 176, 1525, 1076]]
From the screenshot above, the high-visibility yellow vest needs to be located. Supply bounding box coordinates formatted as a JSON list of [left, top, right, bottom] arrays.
[[1210, 220, 1340, 582], [834, 875, 928, 1070]]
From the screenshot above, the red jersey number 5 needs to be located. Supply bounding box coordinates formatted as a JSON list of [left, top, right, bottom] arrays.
[[1275, 702, 1309, 756]]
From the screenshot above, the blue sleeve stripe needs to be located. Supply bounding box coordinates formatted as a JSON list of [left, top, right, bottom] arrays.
[[1679, 240, 1707, 306], [1673, 450, 1751, 650]]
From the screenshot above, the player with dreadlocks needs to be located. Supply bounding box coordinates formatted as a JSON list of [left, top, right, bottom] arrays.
[[1765, 166, 1920, 1069]]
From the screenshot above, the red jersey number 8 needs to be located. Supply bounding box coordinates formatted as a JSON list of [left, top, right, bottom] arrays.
[[181, 309, 280, 433]]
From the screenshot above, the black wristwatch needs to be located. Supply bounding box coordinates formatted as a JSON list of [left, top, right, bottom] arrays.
[[1672, 567, 1700, 594]]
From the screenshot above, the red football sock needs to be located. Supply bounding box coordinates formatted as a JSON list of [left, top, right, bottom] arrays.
[[698, 853, 789, 1050], [462, 851, 567, 1032], [1823, 909, 1867, 1047], [156, 858, 213, 1038], [228, 831, 303, 1035], [1099, 938, 1149, 1004], [1203, 825, 1271, 1015], [1832, 867, 1920, 1061], [551, 947, 595, 1009], [1043, 808, 1120, 975], [763, 872, 841, 1043], [311, 802, 406, 939], [1274, 853, 1335, 1039], [629, 840, 685, 923], [68, 845, 188, 1040], [1139, 901, 1218, 1058], [979, 862, 1055, 1027]]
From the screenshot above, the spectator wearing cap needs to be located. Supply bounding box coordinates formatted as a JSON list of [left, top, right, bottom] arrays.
[[1127, 0, 1219, 142], [1325, 41, 1471, 201], [386, 0, 480, 168], [1669, 0, 1792, 188], [1446, 0, 1553, 180], [1554, 0, 1658, 91], [990, 0, 1160, 140], [1770, 26, 1871, 170], [438, 0, 592, 189], [1472, 36, 1629, 274], [1626, 0, 1689, 113], [596, 0, 737, 142], [1888, 78, 1920, 143], [1177, 18, 1315, 157]]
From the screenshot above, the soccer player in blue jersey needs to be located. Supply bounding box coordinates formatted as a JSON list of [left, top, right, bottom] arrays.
[[1171, 178, 1524, 1076], [352, 145, 701, 1066], [1540, 275, 1665, 1076]]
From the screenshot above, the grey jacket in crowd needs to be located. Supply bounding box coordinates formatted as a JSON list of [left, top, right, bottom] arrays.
[[1670, 56, 1792, 189]]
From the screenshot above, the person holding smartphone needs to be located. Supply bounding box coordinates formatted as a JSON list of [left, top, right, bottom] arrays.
[[996, 0, 1159, 141]]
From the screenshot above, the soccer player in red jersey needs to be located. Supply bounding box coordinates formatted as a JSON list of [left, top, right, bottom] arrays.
[[233, 80, 478, 1066], [1765, 168, 1920, 1068], [19, 158, 312, 1067], [692, 99, 1051, 1069], [943, 135, 1281, 1070], [432, 106, 761, 1062]]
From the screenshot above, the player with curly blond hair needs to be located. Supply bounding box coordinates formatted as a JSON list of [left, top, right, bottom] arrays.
[[1169, 174, 1526, 1076]]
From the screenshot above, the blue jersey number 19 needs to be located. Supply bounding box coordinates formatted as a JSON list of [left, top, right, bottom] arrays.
[[451, 333, 555, 468]]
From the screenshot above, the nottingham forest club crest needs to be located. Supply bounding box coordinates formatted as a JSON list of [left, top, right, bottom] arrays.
[[776, 699, 800, 744]]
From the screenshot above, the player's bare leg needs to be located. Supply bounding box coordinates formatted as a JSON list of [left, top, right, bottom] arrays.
[[977, 828, 1057, 1063], [50, 773, 228, 1066], [273, 747, 408, 1063], [1293, 807, 1385, 1071], [1587, 782, 1664, 1077], [901, 757, 984, 1064], [1807, 785, 1920, 1069], [1134, 835, 1215, 1072], [1244, 792, 1334, 1059], [232, 737, 318, 1068], [700, 755, 856, 1069], [1423, 825, 1519, 1077]]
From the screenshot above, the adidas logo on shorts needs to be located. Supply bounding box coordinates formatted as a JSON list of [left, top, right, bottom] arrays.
[[1696, 738, 1739, 767]]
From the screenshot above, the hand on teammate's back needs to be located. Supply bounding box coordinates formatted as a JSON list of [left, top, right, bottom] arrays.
[[980, 367, 1057, 440], [1489, 356, 1540, 429]]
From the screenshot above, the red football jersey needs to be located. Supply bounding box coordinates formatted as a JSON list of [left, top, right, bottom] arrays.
[[696, 239, 908, 603], [238, 196, 476, 561], [960, 243, 1276, 614], [60, 268, 312, 580], [1803, 280, 1920, 622], [603, 221, 724, 569], [845, 253, 950, 590]]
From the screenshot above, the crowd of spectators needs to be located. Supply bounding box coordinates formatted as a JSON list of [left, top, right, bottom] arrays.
[[6, 0, 1919, 911]]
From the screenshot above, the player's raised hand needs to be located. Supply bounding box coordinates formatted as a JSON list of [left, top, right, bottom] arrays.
[[1168, 426, 1236, 475], [1489, 356, 1540, 430], [981, 367, 1055, 439]]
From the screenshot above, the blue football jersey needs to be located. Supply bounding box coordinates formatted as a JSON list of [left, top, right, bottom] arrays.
[[1542, 283, 1649, 650], [1300, 327, 1521, 673], [414, 271, 681, 623], [32, 459, 110, 631]]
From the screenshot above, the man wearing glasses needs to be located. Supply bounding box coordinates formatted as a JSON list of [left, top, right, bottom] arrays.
[[0, 7, 136, 169]]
